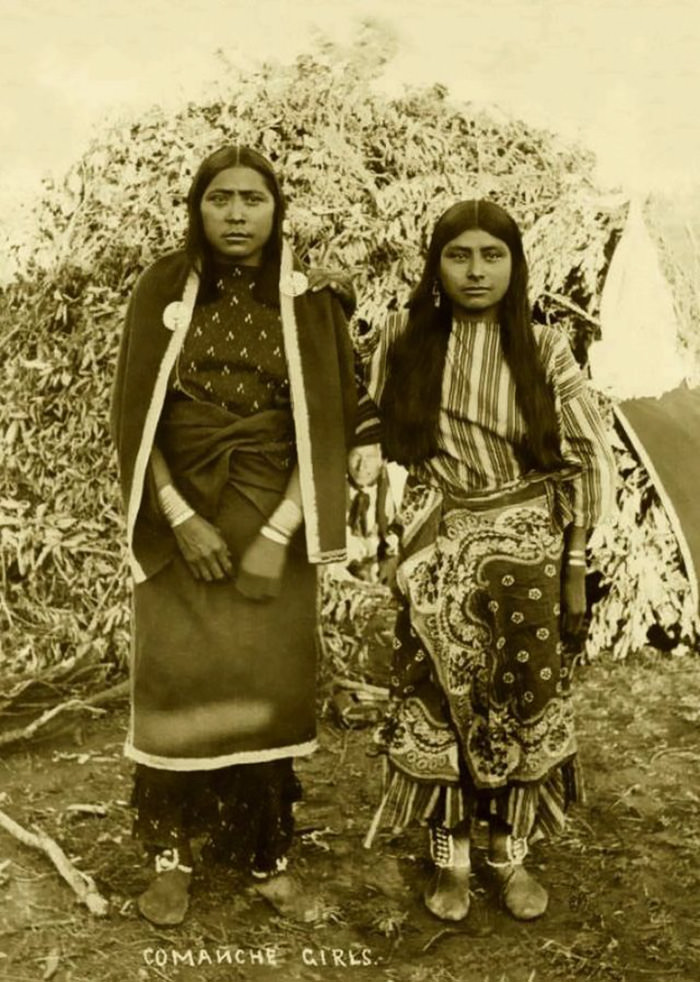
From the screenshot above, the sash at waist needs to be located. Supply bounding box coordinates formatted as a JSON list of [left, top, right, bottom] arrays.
[[157, 397, 296, 520], [414, 463, 580, 529]]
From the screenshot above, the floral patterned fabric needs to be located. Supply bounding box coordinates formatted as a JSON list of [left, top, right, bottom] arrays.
[[370, 478, 581, 842]]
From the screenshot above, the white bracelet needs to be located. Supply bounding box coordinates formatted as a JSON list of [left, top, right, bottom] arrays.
[[157, 483, 195, 528], [260, 524, 290, 546], [267, 498, 303, 537], [170, 507, 196, 528]]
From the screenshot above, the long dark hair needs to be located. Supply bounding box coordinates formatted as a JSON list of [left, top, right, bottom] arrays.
[[184, 145, 286, 306], [380, 200, 562, 472]]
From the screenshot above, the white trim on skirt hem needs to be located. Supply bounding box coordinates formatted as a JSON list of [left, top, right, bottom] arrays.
[[123, 738, 318, 771]]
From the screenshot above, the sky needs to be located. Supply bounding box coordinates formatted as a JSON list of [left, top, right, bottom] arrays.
[[2, 0, 700, 239]]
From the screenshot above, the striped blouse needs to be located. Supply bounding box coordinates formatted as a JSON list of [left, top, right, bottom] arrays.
[[371, 313, 616, 528]]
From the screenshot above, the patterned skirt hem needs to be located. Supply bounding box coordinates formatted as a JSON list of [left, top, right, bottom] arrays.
[[364, 754, 584, 848]]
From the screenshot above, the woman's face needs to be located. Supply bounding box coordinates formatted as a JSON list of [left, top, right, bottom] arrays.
[[439, 228, 512, 317], [200, 166, 276, 265]]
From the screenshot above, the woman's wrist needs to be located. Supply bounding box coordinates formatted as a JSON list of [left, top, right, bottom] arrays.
[[266, 498, 303, 540], [565, 548, 586, 569], [260, 524, 291, 546], [157, 483, 195, 528]]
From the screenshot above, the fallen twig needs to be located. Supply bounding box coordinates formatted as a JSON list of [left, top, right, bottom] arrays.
[[41, 947, 61, 981], [422, 927, 461, 953], [650, 747, 700, 764], [0, 680, 129, 749], [333, 677, 389, 698], [82, 679, 130, 707], [298, 826, 339, 851], [610, 783, 641, 810], [623, 968, 687, 977], [64, 804, 108, 818], [541, 938, 604, 968], [0, 807, 109, 916], [0, 700, 104, 749], [0, 918, 77, 938]]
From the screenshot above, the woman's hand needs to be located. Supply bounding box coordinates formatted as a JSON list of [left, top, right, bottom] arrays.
[[561, 564, 587, 638], [307, 267, 355, 309], [173, 514, 233, 582], [235, 534, 288, 601]]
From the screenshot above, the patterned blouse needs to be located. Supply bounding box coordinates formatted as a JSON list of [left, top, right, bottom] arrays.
[[372, 313, 616, 528], [170, 264, 290, 416]]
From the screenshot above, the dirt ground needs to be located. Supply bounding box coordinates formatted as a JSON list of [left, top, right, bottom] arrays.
[[0, 650, 698, 982]]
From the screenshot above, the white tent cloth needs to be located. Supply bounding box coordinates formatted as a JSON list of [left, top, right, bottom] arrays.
[[589, 199, 687, 399]]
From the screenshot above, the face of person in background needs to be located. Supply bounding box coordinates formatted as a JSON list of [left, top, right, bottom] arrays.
[[347, 444, 383, 488], [200, 166, 276, 265], [439, 228, 512, 318]]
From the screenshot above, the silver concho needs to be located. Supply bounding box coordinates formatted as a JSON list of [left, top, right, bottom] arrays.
[[279, 271, 309, 298], [162, 301, 189, 332]]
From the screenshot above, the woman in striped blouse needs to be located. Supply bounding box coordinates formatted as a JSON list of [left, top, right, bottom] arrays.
[[365, 200, 616, 923]]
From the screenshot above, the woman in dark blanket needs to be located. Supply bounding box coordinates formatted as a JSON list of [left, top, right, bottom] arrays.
[[365, 200, 616, 922], [111, 145, 380, 925]]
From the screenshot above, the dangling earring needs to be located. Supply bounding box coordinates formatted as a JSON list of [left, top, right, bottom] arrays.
[[432, 280, 441, 308]]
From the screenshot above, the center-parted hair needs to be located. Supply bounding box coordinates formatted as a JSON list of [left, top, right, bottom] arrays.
[[380, 199, 563, 472], [185, 145, 286, 306]]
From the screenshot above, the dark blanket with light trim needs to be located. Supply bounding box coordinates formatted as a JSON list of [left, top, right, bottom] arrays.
[[616, 383, 700, 611], [111, 249, 364, 579], [130, 529, 317, 766], [126, 400, 318, 767]]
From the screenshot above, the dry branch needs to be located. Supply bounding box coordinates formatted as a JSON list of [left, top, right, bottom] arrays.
[[64, 804, 108, 817], [543, 290, 601, 327], [0, 701, 103, 749], [333, 677, 389, 698], [83, 679, 130, 706], [0, 807, 109, 916], [0, 680, 128, 749]]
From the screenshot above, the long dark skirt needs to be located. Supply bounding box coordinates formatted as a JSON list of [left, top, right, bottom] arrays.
[[126, 473, 317, 872], [127, 480, 318, 768]]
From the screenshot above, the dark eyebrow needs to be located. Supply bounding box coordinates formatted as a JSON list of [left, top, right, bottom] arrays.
[[444, 244, 506, 254], [205, 188, 267, 197]]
